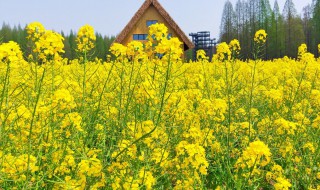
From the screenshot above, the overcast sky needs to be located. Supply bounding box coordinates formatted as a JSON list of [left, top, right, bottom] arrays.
[[0, 0, 313, 39]]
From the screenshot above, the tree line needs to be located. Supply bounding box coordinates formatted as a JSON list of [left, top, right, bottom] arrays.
[[219, 0, 320, 59], [0, 23, 115, 61]]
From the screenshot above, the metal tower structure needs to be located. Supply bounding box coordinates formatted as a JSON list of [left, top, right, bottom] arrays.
[[189, 31, 217, 61]]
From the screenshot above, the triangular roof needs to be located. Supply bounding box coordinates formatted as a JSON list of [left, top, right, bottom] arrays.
[[114, 0, 194, 50]]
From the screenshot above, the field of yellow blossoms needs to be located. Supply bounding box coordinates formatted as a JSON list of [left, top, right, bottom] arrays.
[[0, 22, 320, 189]]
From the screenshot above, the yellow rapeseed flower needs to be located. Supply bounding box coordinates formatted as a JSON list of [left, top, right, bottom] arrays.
[[312, 114, 320, 129], [0, 41, 24, 63], [236, 140, 271, 169], [155, 37, 183, 59], [126, 41, 144, 57], [274, 177, 292, 190], [214, 42, 231, 61], [303, 142, 315, 153], [274, 118, 297, 135], [138, 168, 156, 190], [298, 43, 307, 59], [148, 23, 168, 43], [34, 30, 65, 62], [26, 22, 45, 41], [76, 24, 96, 52], [52, 89, 76, 110], [110, 43, 127, 58], [229, 39, 241, 55], [196, 49, 208, 61], [1, 154, 38, 181], [254, 29, 267, 44], [300, 52, 315, 63]]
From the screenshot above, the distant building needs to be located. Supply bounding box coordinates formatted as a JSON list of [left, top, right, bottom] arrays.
[[189, 31, 217, 61], [114, 0, 194, 54]]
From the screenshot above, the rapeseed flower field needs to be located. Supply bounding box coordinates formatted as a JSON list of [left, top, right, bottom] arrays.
[[0, 22, 319, 189]]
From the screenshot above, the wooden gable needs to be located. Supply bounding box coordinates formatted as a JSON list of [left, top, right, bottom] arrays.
[[114, 0, 194, 51]]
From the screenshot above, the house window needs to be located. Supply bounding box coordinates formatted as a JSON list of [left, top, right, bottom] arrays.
[[146, 20, 158, 27], [149, 33, 172, 41], [133, 34, 148, 41]]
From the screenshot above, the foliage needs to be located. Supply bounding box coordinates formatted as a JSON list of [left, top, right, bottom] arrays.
[[0, 22, 115, 61], [220, 0, 319, 59], [0, 22, 320, 190]]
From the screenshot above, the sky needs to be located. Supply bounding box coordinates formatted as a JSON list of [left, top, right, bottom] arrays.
[[0, 0, 313, 39]]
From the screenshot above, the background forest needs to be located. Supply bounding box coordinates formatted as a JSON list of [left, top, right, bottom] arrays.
[[1, 0, 320, 60], [220, 0, 320, 59], [0, 23, 115, 61]]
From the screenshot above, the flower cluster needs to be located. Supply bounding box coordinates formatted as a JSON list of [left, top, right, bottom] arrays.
[[266, 165, 292, 190], [196, 49, 208, 61], [236, 140, 271, 169], [214, 42, 231, 61], [147, 23, 168, 43], [26, 22, 64, 62], [34, 30, 65, 62], [0, 153, 38, 182], [126, 40, 144, 58], [298, 43, 307, 58], [26, 21, 45, 41], [254, 29, 267, 44], [109, 43, 127, 58], [298, 43, 315, 63], [76, 24, 96, 52], [0, 41, 23, 63], [229, 39, 241, 56]]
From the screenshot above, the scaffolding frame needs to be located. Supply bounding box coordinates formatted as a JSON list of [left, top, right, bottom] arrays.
[[189, 31, 217, 61]]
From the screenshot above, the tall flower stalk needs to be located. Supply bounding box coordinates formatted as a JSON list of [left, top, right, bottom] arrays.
[[248, 29, 267, 140], [76, 24, 96, 110]]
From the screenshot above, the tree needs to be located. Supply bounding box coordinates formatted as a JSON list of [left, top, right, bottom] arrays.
[[268, 0, 285, 58], [235, 0, 249, 57], [104, 35, 115, 58], [283, 0, 304, 57], [238, 0, 272, 59], [218, 0, 310, 59], [94, 33, 107, 60], [259, 0, 272, 59], [0, 24, 116, 61], [302, 5, 313, 52], [68, 30, 77, 60], [235, 0, 244, 40], [61, 31, 72, 59], [312, 0, 320, 56], [257, 0, 272, 29], [1, 23, 12, 42], [219, 0, 237, 43]]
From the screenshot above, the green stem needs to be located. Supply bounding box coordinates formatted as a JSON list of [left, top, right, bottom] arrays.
[[0, 62, 10, 147], [248, 60, 257, 141], [0, 62, 10, 115], [27, 68, 46, 182], [82, 51, 87, 110], [242, 155, 259, 189], [288, 62, 308, 118], [111, 52, 172, 162]]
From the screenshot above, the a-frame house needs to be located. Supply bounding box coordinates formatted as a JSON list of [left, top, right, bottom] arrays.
[[114, 0, 194, 52]]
